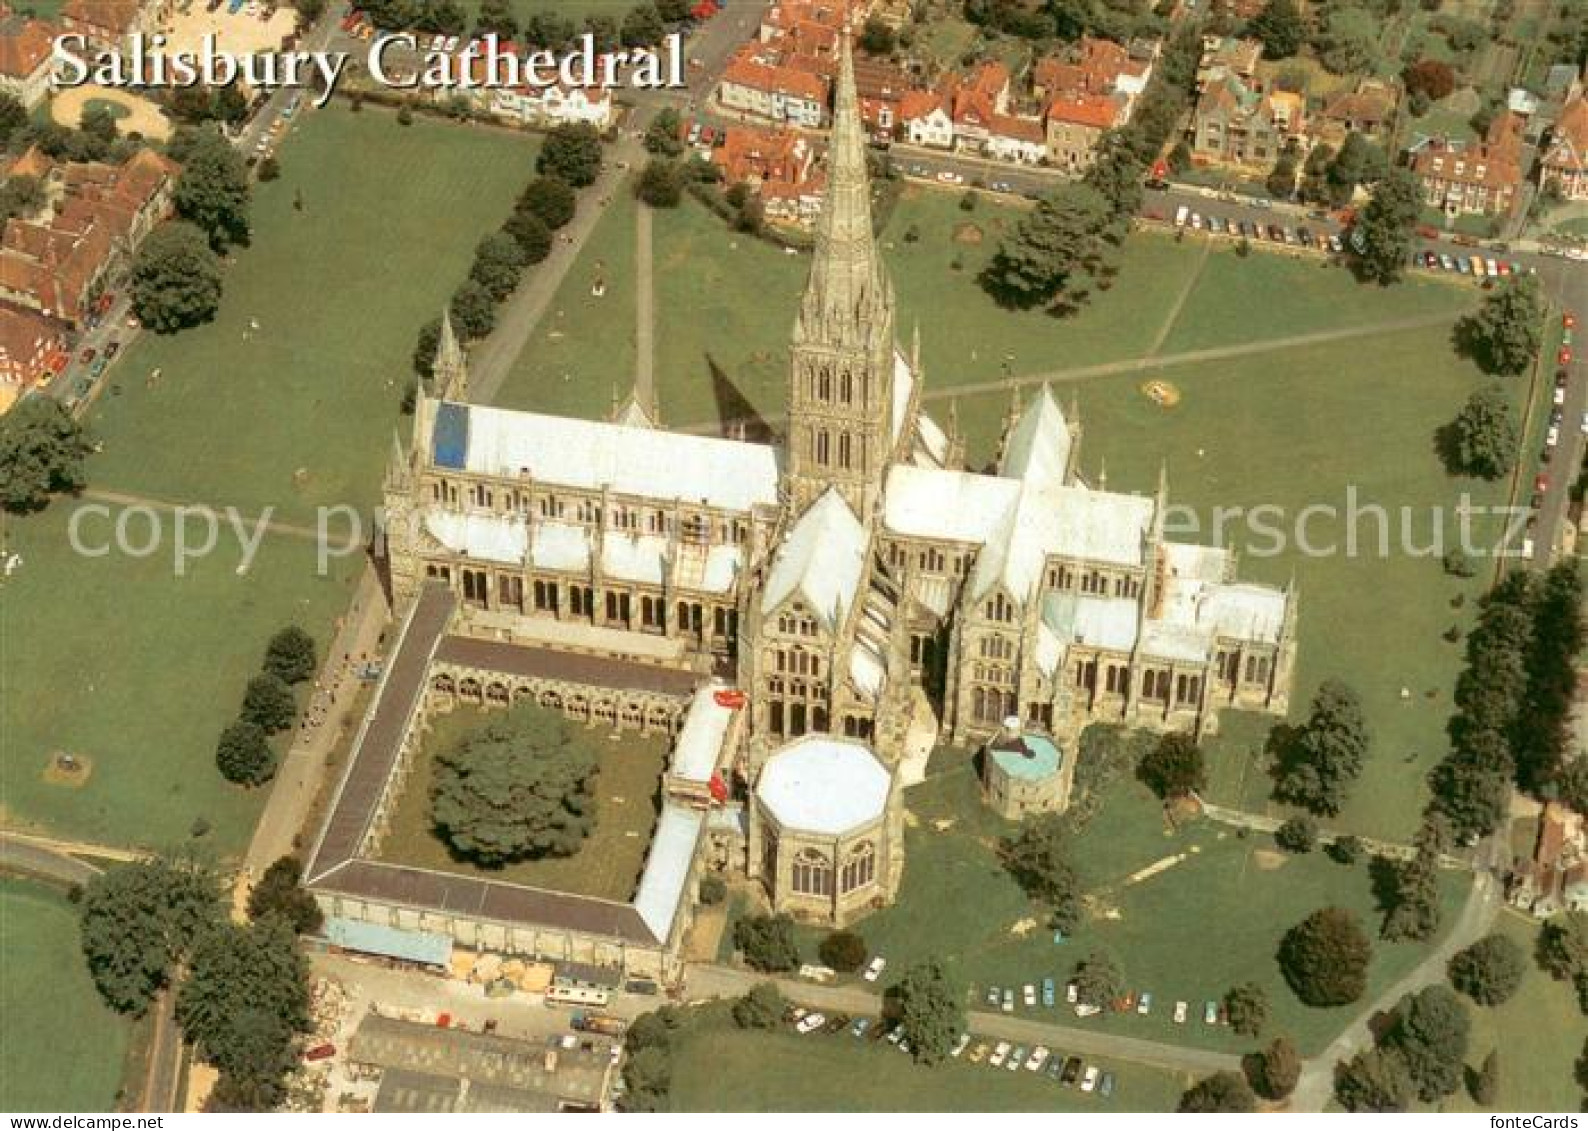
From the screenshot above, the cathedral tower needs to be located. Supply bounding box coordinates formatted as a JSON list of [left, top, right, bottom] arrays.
[[785, 35, 897, 524]]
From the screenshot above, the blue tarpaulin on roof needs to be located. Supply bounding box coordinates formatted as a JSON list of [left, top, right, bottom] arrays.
[[325, 917, 453, 966], [432, 402, 470, 470]]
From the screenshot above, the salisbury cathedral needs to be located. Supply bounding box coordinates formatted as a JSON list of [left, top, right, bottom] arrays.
[[374, 39, 1297, 929]]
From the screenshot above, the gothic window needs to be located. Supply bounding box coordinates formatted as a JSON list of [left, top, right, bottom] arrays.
[[980, 635, 1012, 661], [569, 585, 592, 617], [791, 849, 833, 897], [840, 842, 875, 893], [533, 579, 557, 612], [769, 699, 785, 736], [985, 592, 1014, 622], [790, 702, 807, 736], [837, 432, 852, 469], [1175, 673, 1202, 705], [840, 370, 853, 404], [641, 594, 665, 629], [1074, 659, 1097, 691], [425, 563, 451, 582], [462, 568, 489, 607], [818, 369, 832, 400], [1105, 664, 1129, 695], [815, 430, 831, 466], [498, 575, 523, 611]]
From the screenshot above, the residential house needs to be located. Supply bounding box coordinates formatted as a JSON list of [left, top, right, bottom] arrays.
[[1195, 35, 1261, 92], [948, 61, 1011, 155], [1411, 111, 1526, 217], [1191, 74, 1299, 167], [0, 147, 180, 327], [60, 0, 164, 51], [0, 5, 58, 110], [486, 82, 614, 129], [985, 113, 1047, 164], [1044, 91, 1124, 172], [853, 57, 911, 141], [1313, 77, 1398, 149], [1510, 802, 1587, 917], [719, 44, 829, 128], [1032, 36, 1155, 104], [1541, 90, 1588, 201], [0, 305, 67, 413], [712, 126, 824, 225], [900, 89, 952, 149]]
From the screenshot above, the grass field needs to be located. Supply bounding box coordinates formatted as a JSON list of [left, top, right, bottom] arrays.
[[0, 878, 131, 1111], [667, 1015, 1191, 1112], [1444, 915, 1587, 1112], [85, 105, 538, 525], [757, 763, 1469, 1057], [2, 106, 536, 852], [377, 703, 668, 900], [493, 181, 639, 416]]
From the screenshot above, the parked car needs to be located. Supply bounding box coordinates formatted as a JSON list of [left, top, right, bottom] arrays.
[[1041, 977, 1056, 1007], [1100, 1071, 1115, 1098], [985, 985, 1000, 1007], [1006, 1045, 1027, 1072], [1026, 1045, 1050, 1071], [1074, 1003, 1101, 1018], [105, 340, 121, 359], [1547, 424, 1561, 449], [849, 1017, 871, 1038], [1066, 981, 1079, 1004], [1535, 473, 1550, 494], [1328, 234, 1344, 254], [989, 1041, 1011, 1068], [1061, 1056, 1083, 1086], [950, 1034, 971, 1058], [1203, 1000, 1218, 1025], [1439, 253, 1455, 271], [796, 1012, 826, 1034], [1023, 983, 1037, 1008], [968, 1042, 990, 1064], [1082, 1065, 1101, 1093], [1002, 988, 1015, 1013], [936, 170, 964, 185], [1560, 348, 1573, 366], [1581, 410, 1588, 436], [1173, 1000, 1188, 1023], [1136, 992, 1153, 1015], [1045, 1057, 1067, 1081], [78, 347, 96, 364], [863, 956, 887, 982]]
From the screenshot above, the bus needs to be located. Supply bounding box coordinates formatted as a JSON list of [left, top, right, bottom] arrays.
[[546, 984, 611, 1008]]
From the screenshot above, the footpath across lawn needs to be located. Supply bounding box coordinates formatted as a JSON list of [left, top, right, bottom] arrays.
[[0, 878, 131, 1111]]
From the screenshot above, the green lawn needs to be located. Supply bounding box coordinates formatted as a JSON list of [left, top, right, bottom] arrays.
[[3, 107, 534, 852], [85, 105, 538, 525], [948, 323, 1521, 841], [1443, 914, 1588, 1113], [0, 504, 358, 853], [0, 878, 131, 1111], [1158, 243, 1473, 354], [377, 702, 668, 901], [777, 763, 1469, 1058], [667, 1011, 1190, 1112], [492, 179, 639, 416]]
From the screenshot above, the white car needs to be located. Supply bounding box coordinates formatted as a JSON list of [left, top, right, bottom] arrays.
[[949, 1033, 971, 1058], [1074, 1003, 1101, 1018], [1580, 411, 1587, 435], [1022, 983, 1036, 1007], [1065, 981, 1079, 1004], [796, 1012, 825, 1034], [1173, 1001, 1188, 1024], [1555, 385, 1568, 405], [1026, 1045, 1050, 1071], [862, 956, 886, 982], [1082, 1066, 1101, 1093], [989, 1041, 1011, 1068], [936, 170, 964, 185], [1547, 424, 1560, 448]]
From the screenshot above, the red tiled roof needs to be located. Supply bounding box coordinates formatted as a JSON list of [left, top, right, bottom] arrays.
[[62, 0, 141, 35], [1045, 91, 1122, 130], [899, 89, 943, 122], [722, 46, 828, 103], [0, 14, 56, 80], [990, 113, 1046, 144], [1545, 93, 1588, 173]]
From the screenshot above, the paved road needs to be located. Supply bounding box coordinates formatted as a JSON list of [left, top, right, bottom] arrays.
[[0, 833, 107, 885], [1290, 874, 1504, 1112], [683, 963, 1235, 1078]]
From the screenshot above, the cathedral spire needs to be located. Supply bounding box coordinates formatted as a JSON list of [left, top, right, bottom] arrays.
[[795, 32, 892, 347], [433, 309, 467, 401]]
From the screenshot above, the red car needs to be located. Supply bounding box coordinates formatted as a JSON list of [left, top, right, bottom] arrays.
[[78, 347, 96, 364], [1535, 473, 1550, 494], [1561, 348, 1574, 366], [1565, 313, 1577, 330]]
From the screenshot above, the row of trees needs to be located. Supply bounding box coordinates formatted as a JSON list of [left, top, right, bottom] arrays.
[[979, 19, 1205, 312], [411, 124, 597, 391], [362, 0, 690, 50], [963, 0, 1166, 48], [1428, 562, 1585, 841], [216, 626, 317, 786], [78, 851, 319, 1109], [1335, 984, 1472, 1111]]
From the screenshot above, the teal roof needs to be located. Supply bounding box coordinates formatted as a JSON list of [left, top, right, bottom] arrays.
[[325, 917, 453, 966], [990, 734, 1062, 782]]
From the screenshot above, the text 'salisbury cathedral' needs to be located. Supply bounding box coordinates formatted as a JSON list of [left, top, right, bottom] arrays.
[[355, 38, 1296, 958]]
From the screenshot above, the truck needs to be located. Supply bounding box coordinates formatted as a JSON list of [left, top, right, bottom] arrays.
[[570, 1010, 628, 1037]]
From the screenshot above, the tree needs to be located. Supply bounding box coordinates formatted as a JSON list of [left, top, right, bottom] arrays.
[[1326, 132, 1387, 205], [475, 0, 518, 38], [263, 625, 316, 685], [412, 317, 442, 382], [0, 92, 26, 149], [1279, 906, 1372, 1006], [1470, 1048, 1500, 1105], [1000, 811, 1083, 931], [130, 221, 225, 332], [1335, 1046, 1415, 1111], [449, 279, 497, 341], [1274, 680, 1370, 815], [1380, 984, 1470, 1102], [1071, 950, 1125, 1009], [731, 981, 786, 1029], [1225, 981, 1269, 1037], [518, 175, 578, 229], [892, 958, 964, 1064], [216, 719, 274, 786], [980, 183, 1118, 312], [1382, 822, 1443, 942], [502, 209, 551, 265], [860, 15, 897, 55], [246, 855, 323, 935], [698, 873, 726, 905], [1537, 910, 1588, 983], [1352, 168, 1420, 284], [1458, 274, 1544, 376], [0, 396, 93, 514], [1136, 731, 1206, 800], [0, 173, 45, 221], [818, 930, 868, 973], [537, 123, 602, 187], [1447, 933, 1526, 1006], [256, 155, 281, 182], [176, 918, 310, 1103], [1560, 757, 1588, 815], [733, 913, 800, 972], [1178, 1071, 1257, 1112], [173, 128, 251, 252], [1266, 148, 1299, 199], [1330, 834, 1365, 865], [1246, 1035, 1301, 1099], [1275, 815, 1319, 853], [1299, 142, 1335, 204], [1403, 58, 1456, 102], [78, 854, 225, 1015], [637, 158, 684, 208], [1447, 384, 1520, 480], [1166, 139, 1192, 175], [621, 1046, 672, 1111], [1248, 0, 1307, 59], [1314, 4, 1379, 74], [469, 231, 528, 301], [645, 108, 684, 157], [241, 673, 296, 734], [621, 2, 664, 47], [430, 705, 599, 864]]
